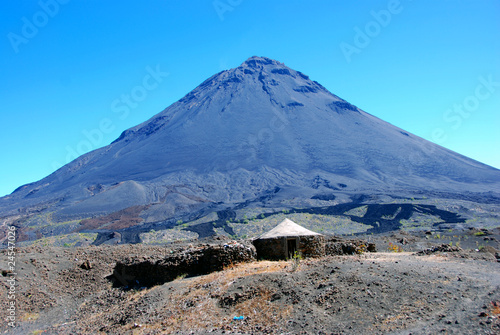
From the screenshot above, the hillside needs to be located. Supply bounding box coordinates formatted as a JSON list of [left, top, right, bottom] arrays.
[[1, 230, 499, 334], [1, 56, 499, 246]]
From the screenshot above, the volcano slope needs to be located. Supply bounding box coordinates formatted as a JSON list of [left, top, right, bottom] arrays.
[[1, 56, 499, 245]]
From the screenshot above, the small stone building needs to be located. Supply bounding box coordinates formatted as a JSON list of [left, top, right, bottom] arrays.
[[253, 218, 325, 260]]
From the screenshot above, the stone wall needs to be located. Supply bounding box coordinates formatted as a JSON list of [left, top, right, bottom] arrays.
[[299, 235, 326, 258], [253, 235, 326, 260], [111, 236, 376, 288], [253, 237, 286, 260], [324, 236, 376, 255], [112, 241, 256, 288]]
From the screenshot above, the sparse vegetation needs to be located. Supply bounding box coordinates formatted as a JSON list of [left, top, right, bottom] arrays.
[[490, 301, 500, 317], [17, 232, 98, 248], [4, 227, 500, 334], [147, 260, 291, 333], [289, 251, 302, 272], [355, 243, 367, 255], [388, 242, 403, 253], [175, 273, 188, 281], [21, 312, 40, 322], [344, 205, 368, 217], [399, 213, 443, 231], [139, 228, 198, 245], [229, 212, 371, 239]]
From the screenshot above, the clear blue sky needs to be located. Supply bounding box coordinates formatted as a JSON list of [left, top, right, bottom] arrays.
[[1, 0, 499, 197]]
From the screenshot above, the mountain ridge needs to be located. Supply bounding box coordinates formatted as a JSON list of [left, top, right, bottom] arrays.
[[1, 56, 499, 244]]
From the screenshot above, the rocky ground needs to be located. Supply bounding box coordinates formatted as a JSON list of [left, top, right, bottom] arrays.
[[1, 228, 499, 334]]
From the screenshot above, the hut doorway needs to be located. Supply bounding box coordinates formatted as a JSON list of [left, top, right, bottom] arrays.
[[287, 238, 298, 259]]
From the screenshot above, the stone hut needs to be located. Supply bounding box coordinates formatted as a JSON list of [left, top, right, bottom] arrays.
[[253, 218, 325, 260]]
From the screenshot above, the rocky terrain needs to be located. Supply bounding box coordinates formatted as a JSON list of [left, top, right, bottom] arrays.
[[1, 228, 499, 334]]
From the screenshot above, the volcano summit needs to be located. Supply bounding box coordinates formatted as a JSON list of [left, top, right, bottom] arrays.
[[2, 56, 499, 244]]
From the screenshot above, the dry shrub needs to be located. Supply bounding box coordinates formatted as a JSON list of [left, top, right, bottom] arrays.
[[20, 312, 40, 322], [388, 242, 403, 253], [224, 260, 288, 279], [233, 286, 293, 324], [491, 301, 500, 316], [163, 289, 223, 332], [139, 260, 291, 333], [373, 299, 427, 332]]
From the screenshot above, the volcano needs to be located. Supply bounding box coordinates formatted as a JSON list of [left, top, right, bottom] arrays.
[[2, 56, 499, 243]]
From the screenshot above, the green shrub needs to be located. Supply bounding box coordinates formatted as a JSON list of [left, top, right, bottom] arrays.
[[289, 251, 302, 272]]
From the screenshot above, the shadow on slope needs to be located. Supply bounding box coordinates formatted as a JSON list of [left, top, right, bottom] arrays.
[[184, 198, 466, 238]]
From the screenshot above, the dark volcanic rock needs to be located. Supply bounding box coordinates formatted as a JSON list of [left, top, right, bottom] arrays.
[[325, 236, 376, 255], [416, 244, 463, 255], [112, 241, 256, 288]]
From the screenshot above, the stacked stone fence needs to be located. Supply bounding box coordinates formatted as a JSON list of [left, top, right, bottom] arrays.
[[112, 241, 256, 288]]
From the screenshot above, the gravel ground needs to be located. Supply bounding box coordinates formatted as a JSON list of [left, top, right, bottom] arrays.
[[1, 231, 499, 334]]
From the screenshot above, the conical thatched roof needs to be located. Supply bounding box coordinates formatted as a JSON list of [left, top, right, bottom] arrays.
[[257, 218, 322, 239]]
